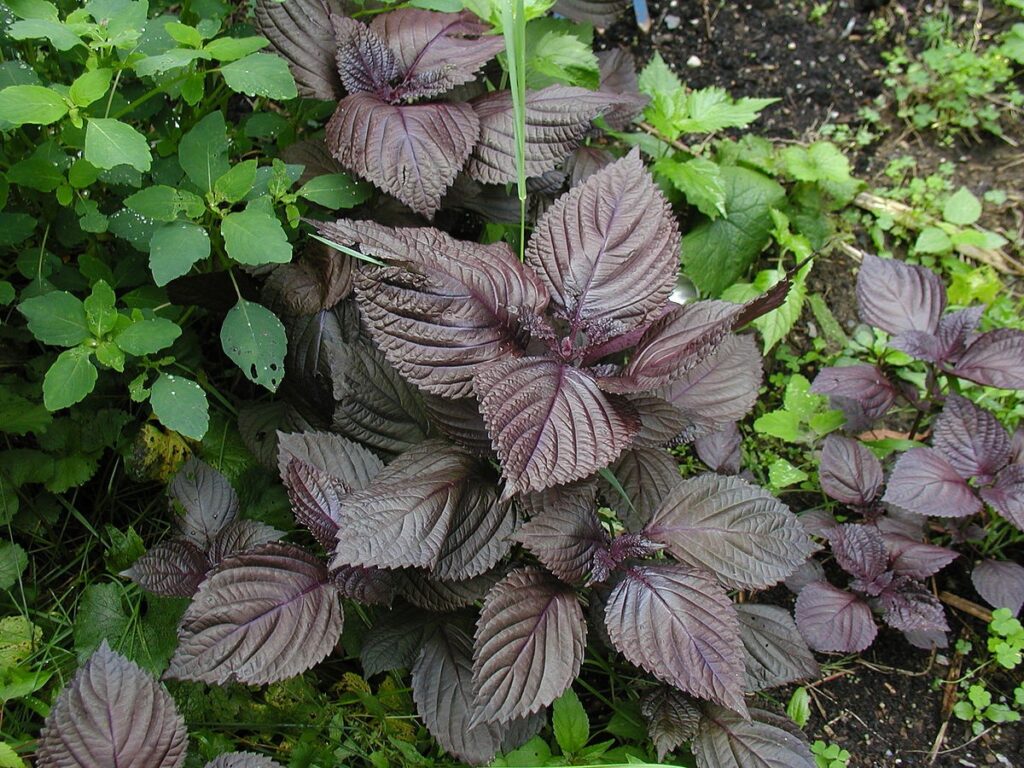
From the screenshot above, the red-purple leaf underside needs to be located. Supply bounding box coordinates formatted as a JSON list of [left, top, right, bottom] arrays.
[[283, 458, 346, 549], [644, 473, 813, 590], [980, 463, 1024, 530], [204, 753, 284, 768], [254, 0, 343, 100], [207, 520, 284, 564], [326, 93, 479, 217], [882, 447, 983, 518], [952, 328, 1024, 390], [640, 687, 700, 762], [395, 569, 499, 611], [657, 334, 763, 425], [513, 488, 609, 584], [878, 582, 948, 633], [971, 559, 1024, 615], [856, 253, 946, 336], [277, 430, 384, 493], [466, 85, 614, 184], [360, 606, 438, 676], [818, 434, 883, 506], [166, 544, 342, 685], [338, 220, 547, 398], [472, 568, 586, 723], [331, 16, 398, 95], [883, 534, 958, 580], [694, 423, 743, 475], [123, 539, 210, 598], [735, 604, 819, 693], [810, 364, 897, 426], [169, 458, 239, 549], [827, 524, 888, 582], [475, 357, 640, 498], [331, 564, 396, 605], [932, 395, 1011, 480], [524, 150, 679, 334], [37, 642, 189, 768], [693, 706, 817, 768], [604, 564, 747, 715], [794, 581, 877, 653]]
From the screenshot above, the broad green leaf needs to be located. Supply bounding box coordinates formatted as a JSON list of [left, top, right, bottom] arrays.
[[768, 458, 808, 489], [297, 172, 373, 209], [95, 340, 125, 371], [19, 291, 90, 346], [69, 67, 113, 107], [114, 317, 181, 356], [149, 221, 211, 286], [7, 140, 67, 192], [0, 85, 68, 125], [204, 35, 268, 62], [0, 214, 36, 246], [219, 53, 297, 99], [752, 410, 801, 442], [676, 88, 777, 134], [0, 542, 28, 590], [221, 299, 286, 391], [683, 166, 785, 296], [5, 0, 59, 20], [7, 19, 83, 50], [214, 159, 258, 203], [221, 205, 291, 265], [178, 111, 229, 192], [654, 156, 727, 218], [0, 740, 26, 767], [943, 187, 982, 226], [83, 280, 118, 337], [552, 688, 590, 755], [165, 20, 203, 47], [43, 347, 97, 410], [0, 282, 13, 305], [0, 390, 51, 435], [85, 118, 152, 172], [780, 142, 851, 183], [134, 48, 210, 77], [638, 53, 685, 139], [914, 226, 952, 254], [150, 373, 209, 440], [125, 185, 205, 221], [0, 616, 41, 667], [783, 374, 823, 418], [723, 260, 812, 353], [524, 21, 598, 89]]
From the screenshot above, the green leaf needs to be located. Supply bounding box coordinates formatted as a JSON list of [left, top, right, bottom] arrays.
[[0, 282, 13, 305], [0, 85, 68, 126], [297, 172, 373, 209], [7, 141, 67, 192], [7, 19, 83, 50], [220, 299, 286, 391], [43, 347, 97, 410], [683, 165, 785, 296], [678, 88, 777, 134], [95, 340, 125, 371], [114, 317, 182, 356], [783, 374, 822, 418], [204, 35, 268, 62], [221, 204, 291, 265], [134, 48, 211, 77], [786, 687, 811, 728], [725, 260, 811, 353], [753, 410, 801, 442], [943, 187, 982, 226], [524, 20, 598, 89], [0, 214, 37, 246], [83, 280, 118, 337], [150, 373, 209, 440], [125, 185, 205, 221], [914, 226, 953, 254], [84, 118, 152, 172], [638, 53, 685, 139], [0, 741, 26, 767], [214, 159, 258, 203], [552, 688, 589, 755], [654, 156, 727, 218], [164, 21, 203, 48], [148, 221, 211, 286], [178, 111, 229, 192], [781, 142, 851, 183], [5, 0, 60, 21], [0, 390, 51, 435], [69, 67, 113, 107], [19, 291, 91, 346], [219, 53, 297, 99], [768, 458, 808, 488], [0, 542, 28, 590]]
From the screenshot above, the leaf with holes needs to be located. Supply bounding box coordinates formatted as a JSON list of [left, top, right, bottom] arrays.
[[221, 299, 287, 392]]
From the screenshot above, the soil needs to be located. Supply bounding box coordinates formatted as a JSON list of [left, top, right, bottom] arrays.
[[600, 1, 1024, 766]]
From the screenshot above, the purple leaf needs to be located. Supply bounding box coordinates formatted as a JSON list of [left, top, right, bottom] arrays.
[[475, 357, 640, 498], [169, 458, 239, 549], [819, 434, 883, 505], [645, 474, 814, 589], [466, 86, 614, 185], [827, 524, 888, 582], [513, 486, 609, 584], [932, 395, 1011, 480], [693, 706, 817, 768], [166, 543, 343, 685], [277, 430, 384, 492], [889, 330, 945, 363], [422, 394, 494, 455], [877, 580, 948, 634], [238, 402, 291, 471], [370, 9, 504, 99], [735, 604, 818, 692], [797, 508, 838, 537], [876, 508, 926, 539], [980, 463, 1024, 530], [936, 306, 984, 359], [326, 93, 479, 217], [1010, 426, 1024, 464], [394, 569, 498, 611], [602, 447, 682, 530], [597, 49, 648, 130], [262, 241, 353, 317], [640, 687, 700, 762], [904, 628, 949, 650], [524, 150, 678, 335], [856, 253, 946, 335], [565, 146, 615, 186], [552, 0, 623, 26], [330, 342, 430, 456], [208, 520, 284, 564], [883, 534, 958, 579], [473, 568, 586, 723], [971, 559, 1024, 615], [784, 559, 826, 594], [332, 16, 398, 95], [283, 458, 346, 549], [694, 423, 743, 475], [630, 395, 693, 447], [952, 329, 1024, 390], [882, 447, 983, 518], [794, 581, 877, 652], [332, 441, 518, 580], [37, 641, 188, 768], [204, 754, 284, 768], [361, 606, 438, 676], [810, 364, 897, 428], [123, 539, 210, 598], [254, 0, 343, 100], [337, 220, 548, 398], [604, 564, 747, 715], [331, 564, 396, 605]]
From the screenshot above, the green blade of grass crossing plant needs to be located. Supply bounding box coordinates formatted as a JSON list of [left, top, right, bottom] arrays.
[[308, 232, 387, 267], [598, 466, 637, 517], [500, 0, 528, 260]]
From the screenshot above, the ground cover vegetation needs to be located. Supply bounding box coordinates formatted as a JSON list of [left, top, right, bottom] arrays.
[[0, 0, 1023, 765]]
